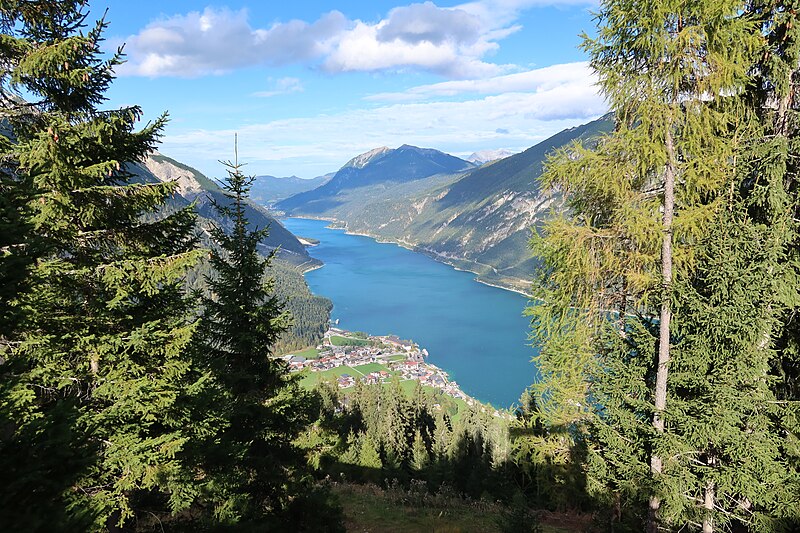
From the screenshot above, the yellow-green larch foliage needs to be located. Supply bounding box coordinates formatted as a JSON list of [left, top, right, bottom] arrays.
[[527, 0, 760, 530]]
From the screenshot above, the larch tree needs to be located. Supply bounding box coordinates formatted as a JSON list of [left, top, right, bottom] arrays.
[[527, 0, 757, 530], [0, 1, 204, 530], [645, 2, 800, 529]]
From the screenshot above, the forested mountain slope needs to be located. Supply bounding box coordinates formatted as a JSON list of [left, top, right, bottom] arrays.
[[137, 152, 317, 268], [277, 144, 474, 214], [276, 115, 614, 291], [132, 153, 330, 351]]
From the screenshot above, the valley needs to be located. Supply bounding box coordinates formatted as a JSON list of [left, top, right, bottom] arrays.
[[127, 114, 615, 406], [276, 115, 613, 292], [282, 217, 538, 408]]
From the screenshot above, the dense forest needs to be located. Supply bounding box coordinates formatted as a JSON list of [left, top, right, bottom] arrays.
[[0, 3, 339, 530], [187, 256, 332, 355], [2, 1, 800, 532], [267, 260, 332, 354]]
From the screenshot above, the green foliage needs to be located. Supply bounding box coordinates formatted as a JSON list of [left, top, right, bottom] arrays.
[[410, 429, 430, 472], [268, 258, 332, 353], [0, 2, 204, 529], [527, 1, 800, 531], [186, 254, 332, 355], [509, 390, 590, 512], [187, 149, 330, 527], [0, 4, 340, 530], [304, 379, 519, 503]]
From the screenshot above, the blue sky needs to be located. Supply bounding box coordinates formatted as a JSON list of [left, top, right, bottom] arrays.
[[93, 0, 605, 178]]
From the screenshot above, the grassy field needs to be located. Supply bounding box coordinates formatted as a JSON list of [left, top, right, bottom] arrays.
[[352, 362, 390, 375], [298, 366, 359, 388], [384, 354, 407, 362], [331, 483, 584, 533], [299, 362, 397, 389], [330, 335, 370, 347], [282, 346, 320, 359]]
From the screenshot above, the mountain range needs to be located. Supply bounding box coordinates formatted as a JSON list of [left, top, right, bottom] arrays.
[[467, 149, 515, 165], [250, 173, 333, 205], [130, 153, 329, 353], [275, 115, 614, 291], [276, 144, 475, 214]]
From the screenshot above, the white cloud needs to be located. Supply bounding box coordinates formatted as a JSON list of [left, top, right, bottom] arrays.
[[320, 1, 540, 78], [159, 61, 606, 177], [366, 61, 594, 101], [377, 2, 482, 45], [118, 1, 594, 79], [252, 77, 304, 98], [119, 8, 348, 77], [322, 19, 508, 78]]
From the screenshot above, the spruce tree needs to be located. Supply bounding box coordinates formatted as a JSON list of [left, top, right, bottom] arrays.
[[747, 0, 800, 455], [190, 143, 318, 527], [528, 0, 761, 530], [665, 209, 799, 531], [358, 432, 383, 470], [411, 429, 430, 472], [0, 1, 204, 529]]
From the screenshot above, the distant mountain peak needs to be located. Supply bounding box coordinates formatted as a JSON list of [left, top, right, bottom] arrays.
[[344, 146, 391, 169], [467, 149, 515, 165], [275, 143, 473, 213]]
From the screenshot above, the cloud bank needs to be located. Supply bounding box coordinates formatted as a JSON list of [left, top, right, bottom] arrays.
[[119, 8, 347, 77], [118, 1, 593, 79], [159, 62, 606, 177]]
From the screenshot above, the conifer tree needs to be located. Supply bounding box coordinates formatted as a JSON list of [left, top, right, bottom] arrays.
[[411, 429, 430, 472], [359, 432, 383, 469], [0, 1, 204, 529], [190, 142, 319, 527], [528, 0, 759, 530]]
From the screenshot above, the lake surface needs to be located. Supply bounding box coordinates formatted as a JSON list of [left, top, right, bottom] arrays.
[[282, 218, 540, 408]]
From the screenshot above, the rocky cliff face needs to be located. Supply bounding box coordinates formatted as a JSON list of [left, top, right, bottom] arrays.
[[343, 146, 391, 169], [136, 152, 318, 269]]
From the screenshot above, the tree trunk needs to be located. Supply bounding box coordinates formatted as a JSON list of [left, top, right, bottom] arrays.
[[702, 479, 715, 533], [647, 121, 676, 533]]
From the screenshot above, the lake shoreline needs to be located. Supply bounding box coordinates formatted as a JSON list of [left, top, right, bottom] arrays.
[[281, 215, 530, 297], [280, 217, 538, 408]]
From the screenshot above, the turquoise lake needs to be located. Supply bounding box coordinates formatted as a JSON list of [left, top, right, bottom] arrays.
[[282, 217, 540, 408]]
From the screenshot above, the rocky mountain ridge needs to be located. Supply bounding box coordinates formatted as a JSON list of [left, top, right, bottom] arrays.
[[136, 152, 319, 270]]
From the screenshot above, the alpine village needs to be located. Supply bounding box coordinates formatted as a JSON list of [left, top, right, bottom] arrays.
[[1, 1, 799, 532]]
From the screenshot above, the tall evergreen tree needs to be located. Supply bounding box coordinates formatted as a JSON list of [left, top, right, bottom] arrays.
[[189, 143, 320, 527], [527, 0, 769, 530], [0, 1, 204, 529]]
